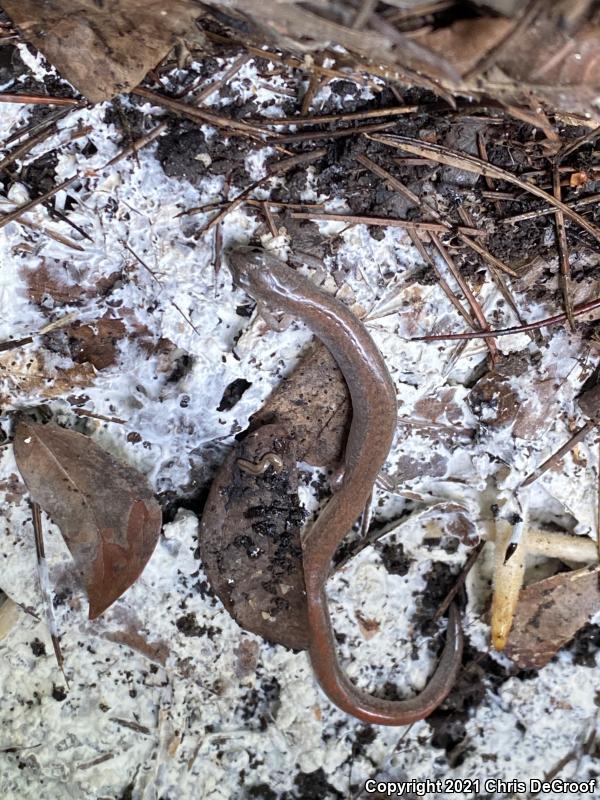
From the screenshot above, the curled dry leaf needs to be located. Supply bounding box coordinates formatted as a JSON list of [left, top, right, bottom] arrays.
[[505, 566, 600, 670], [200, 341, 352, 649], [13, 419, 161, 619]]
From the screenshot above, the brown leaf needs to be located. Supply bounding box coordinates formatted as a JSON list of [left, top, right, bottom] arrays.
[[355, 610, 380, 640], [3, 0, 201, 102], [512, 379, 562, 440], [579, 381, 600, 421], [0, 351, 97, 406], [200, 341, 353, 650], [413, 387, 467, 429], [24, 261, 86, 307], [504, 566, 600, 670], [199, 422, 309, 650], [250, 340, 351, 469], [13, 419, 161, 618], [423, 17, 512, 76], [96, 606, 169, 665], [68, 316, 126, 370]]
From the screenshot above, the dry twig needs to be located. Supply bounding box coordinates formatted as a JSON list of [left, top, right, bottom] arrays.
[[369, 133, 600, 244]]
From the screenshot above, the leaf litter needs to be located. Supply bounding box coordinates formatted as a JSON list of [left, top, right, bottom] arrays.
[[0, 7, 600, 798]]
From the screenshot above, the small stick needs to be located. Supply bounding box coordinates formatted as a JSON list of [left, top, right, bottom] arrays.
[[194, 177, 269, 236], [205, 31, 368, 84], [413, 296, 600, 341], [385, 0, 454, 23], [554, 125, 600, 164], [189, 149, 327, 235], [214, 220, 224, 277], [500, 193, 600, 225], [0, 313, 80, 352], [0, 93, 81, 106], [407, 230, 474, 326], [192, 54, 250, 106], [132, 86, 271, 142], [268, 148, 328, 175], [457, 232, 518, 278], [597, 441, 600, 566], [520, 422, 594, 488], [262, 201, 278, 238], [457, 205, 525, 323], [18, 217, 85, 251], [369, 133, 600, 244], [0, 175, 79, 231], [433, 541, 485, 621], [0, 121, 62, 174], [42, 205, 93, 243], [31, 501, 69, 687], [291, 211, 448, 233], [352, 0, 377, 29], [0, 335, 33, 353], [123, 242, 203, 338], [429, 232, 499, 363], [355, 152, 420, 205], [552, 162, 575, 330], [300, 67, 324, 116], [5, 106, 71, 146], [268, 120, 396, 145], [110, 718, 151, 736], [476, 130, 496, 191], [481, 190, 518, 201], [72, 408, 127, 424], [103, 121, 168, 167], [462, 0, 544, 81]]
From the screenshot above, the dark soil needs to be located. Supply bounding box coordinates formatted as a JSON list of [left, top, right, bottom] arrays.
[[140, 55, 600, 314]]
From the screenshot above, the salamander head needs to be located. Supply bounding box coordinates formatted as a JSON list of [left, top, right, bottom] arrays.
[[228, 246, 295, 300]]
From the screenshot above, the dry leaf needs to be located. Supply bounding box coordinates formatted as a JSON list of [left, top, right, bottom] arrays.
[[69, 316, 126, 370], [355, 610, 381, 640], [3, 0, 201, 102], [13, 418, 161, 618], [200, 341, 354, 649], [199, 422, 309, 650], [423, 17, 512, 76], [250, 340, 350, 469], [578, 381, 600, 421], [0, 350, 97, 406], [504, 566, 600, 669]]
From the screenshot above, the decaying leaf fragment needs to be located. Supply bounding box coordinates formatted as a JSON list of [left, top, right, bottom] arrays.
[[505, 566, 600, 670], [13, 419, 162, 618]]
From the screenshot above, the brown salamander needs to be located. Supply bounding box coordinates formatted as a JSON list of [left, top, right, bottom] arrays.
[[228, 245, 463, 725]]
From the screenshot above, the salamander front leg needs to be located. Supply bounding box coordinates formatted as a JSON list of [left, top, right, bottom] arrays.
[[257, 300, 293, 332]]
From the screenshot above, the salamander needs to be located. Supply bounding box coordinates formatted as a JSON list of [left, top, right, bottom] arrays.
[[228, 245, 463, 725]]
